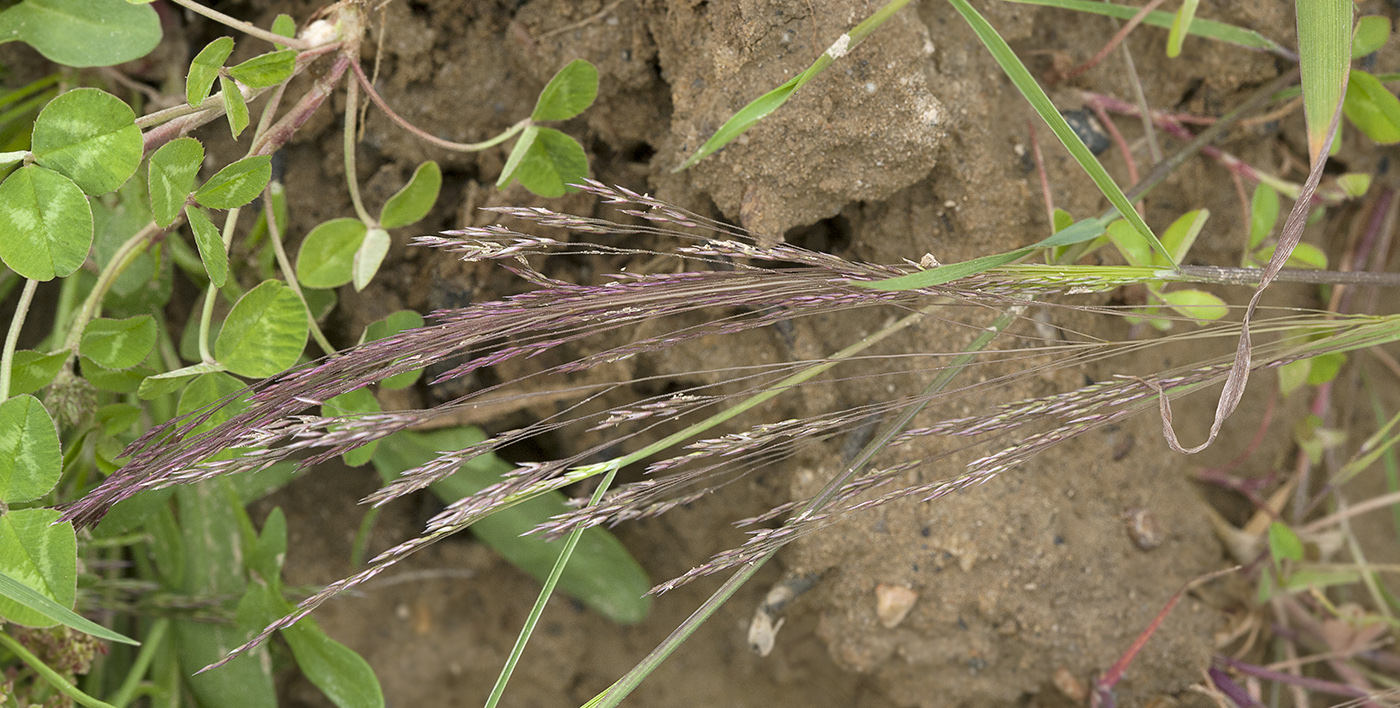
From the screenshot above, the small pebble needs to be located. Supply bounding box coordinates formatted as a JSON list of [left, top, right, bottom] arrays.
[[875, 583, 918, 628], [1123, 507, 1165, 550], [1053, 666, 1088, 703], [1060, 109, 1112, 156]]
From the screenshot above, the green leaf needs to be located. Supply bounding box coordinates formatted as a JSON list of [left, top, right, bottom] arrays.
[[177, 372, 248, 436], [1166, 0, 1200, 58], [30, 87, 142, 195], [0, 508, 74, 628], [1278, 358, 1310, 396], [1107, 218, 1150, 267], [0, 567, 136, 643], [360, 310, 425, 390], [0, 0, 160, 67], [215, 280, 309, 378], [221, 75, 249, 139], [148, 137, 204, 227], [859, 218, 1105, 291], [187, 37, 234, 107], [945, 0, 1171, 265], [0, 394, 61, 503], [1258, 242, 1329, 269], [226, 50, 296, 89], [284, 619, 385, 708], [80, 315, 157, 370], [1051, 208, 1074, 234], [531, 59, 600, 121], [79, 356, 153, 393], [379, 161, 441, 229], [497, 125, 538, 189], [1353, 16, 1390, 57], [228, 461, 297, 506], [1158, 289, 1227, 324], [8, 350, 68, 396], [271, 14, 296, 47], [296, 218, 367, 288], [322, 389, 381, 467], [1248, 182, 1279, 251], [1306, 352, 1347, 385], [96, 402, 141, 436], [186, 204, 228, 288], [1158, 208, 1209, 265], [676, 72, 806, 172], [373, 429, 653, 624], [352, 228, 389, 291], [1343, 69, 1400, 145], [1001, 0, 1289, 54], [1268, 521, 1305, 570], [248, 507, 286, 584], [1279, 567, 1362, 592], [195, 155, 272, 209], [1296, 0, 1353, 163], [1335, 173, 1371, 199], [0, 165, 92, 280], [508, 127, 588, 198]]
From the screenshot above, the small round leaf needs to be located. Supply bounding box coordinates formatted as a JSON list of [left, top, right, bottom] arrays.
[[296, 218, 367, 289], [0, 394, 62, 503], [510, 127, 588, 198], [0, 508, 76, 628], [531, 59, 599, 122], [0, 165, 93, 281], [148, 137, 204, 227], [215, 280, 309, 378], [194, 155, 272, 209], [31, 87, 142, 196], [379, 161, 441, 229], [79, 315, 157, 370]]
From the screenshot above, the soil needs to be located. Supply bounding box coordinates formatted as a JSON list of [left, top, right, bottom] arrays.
[[133, 0, 1400, 706]]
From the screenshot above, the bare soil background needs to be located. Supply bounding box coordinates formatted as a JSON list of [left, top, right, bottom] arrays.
[[151, 0, 1400, 706]]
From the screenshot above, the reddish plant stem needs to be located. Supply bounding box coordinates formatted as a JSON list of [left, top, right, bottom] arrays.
[[250, 55, 352, 157], [1026, 118, 1055, 230], [1215, 655, 1372, 700], [348, 58, 526, 152], [1087, 103, 1139, 188], [1060, 0, 1168, 83]]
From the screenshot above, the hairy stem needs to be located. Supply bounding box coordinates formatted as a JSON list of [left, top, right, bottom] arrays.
[[164, 0, 313, 50], [61, 223, 164, 355], [0, 278, 39, 400]]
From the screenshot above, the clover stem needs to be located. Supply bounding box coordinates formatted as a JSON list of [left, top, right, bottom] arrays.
[[342, 68, 374, 226], [62, 223, 163, 356], [194, 207, 243, 364], [262, 185, 335, 355], [0, 278, 39, 400], [349, 59, 528, 152], [164, 0, 313, 50]]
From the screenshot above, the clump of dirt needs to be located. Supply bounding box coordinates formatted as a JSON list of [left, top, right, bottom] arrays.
[[218, 0, 1324, 706]]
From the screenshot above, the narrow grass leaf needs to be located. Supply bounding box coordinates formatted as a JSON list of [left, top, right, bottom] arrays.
[[1001, 0, 1290, 54], [1166, 0, 1201, 58], [859, 217, 1104, 290], [7, 350, 67, 396], [226, 50, 295, 89], [220, 75, 249, 139], [1352, 16, 1390, 57], [283, 620, 385, 708], [1248, 183, 1279, 251], [296, 218, 366, 288], [30, 87, 142, 195], [186, 204, 228, 287], [187, 37, 234, 107], [946, 0, 1171, 264], [148, 137, 203, 227], [0, 394, 61, 503], [531, 59, 599, 122], [194, 155, 273, 209], [80, 315, 157, 370], [1296, 0, 1353, 163], [215, 281, 309, 378], [0, 166, 92, 281], [0, 508, 75, 628], [1158, 289, 1227, 324], [0, 0, 160, 68], [509, 127, 588, 198], [378, 161, 440, 229], [352, 228, 390, 291], [0, 567, 136, 643], [1342, 69, 1400, 144]]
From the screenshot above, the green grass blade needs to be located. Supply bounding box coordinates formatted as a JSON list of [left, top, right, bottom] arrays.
[[674, 0, 914, 171], [947, 0, 1173, 266], [1167, 0, 1201, 58], [1296, 0, 1353, 163], [1002, 0, 1292, 56]]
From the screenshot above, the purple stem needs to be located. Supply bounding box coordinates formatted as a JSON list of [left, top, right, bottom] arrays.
[[1209, 666, 1265, 708], [1215, 655, 1370, 699]]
